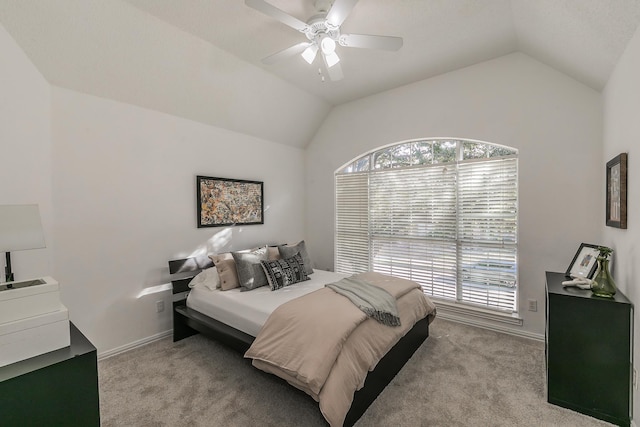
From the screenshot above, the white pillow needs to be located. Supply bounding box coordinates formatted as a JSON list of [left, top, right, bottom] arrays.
[[188, 267, 220, 291]]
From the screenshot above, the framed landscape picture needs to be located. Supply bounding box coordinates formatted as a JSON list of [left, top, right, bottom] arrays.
[[606, 153, 627, 229], [197, 176, 264, 228]]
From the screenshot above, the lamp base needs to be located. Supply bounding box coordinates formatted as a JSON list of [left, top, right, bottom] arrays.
[[4, 251, 14, 283]]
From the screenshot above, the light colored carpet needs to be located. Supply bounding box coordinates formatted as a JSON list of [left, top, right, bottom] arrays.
[[98, 318, 613, 426]]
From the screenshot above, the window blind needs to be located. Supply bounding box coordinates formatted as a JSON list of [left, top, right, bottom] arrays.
[[458, 158, 518, 311], [335, 173, 369, 275], [369, 165, 458, 299], [335, 140, 518, 313]]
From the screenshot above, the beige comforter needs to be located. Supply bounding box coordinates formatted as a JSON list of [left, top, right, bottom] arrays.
[[244, 272, 437, 427]]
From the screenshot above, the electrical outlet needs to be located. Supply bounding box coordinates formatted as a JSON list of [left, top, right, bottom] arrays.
[[156, 300, 165, 313], [634, 368, 637, 390], [528, 299, 537, 312]]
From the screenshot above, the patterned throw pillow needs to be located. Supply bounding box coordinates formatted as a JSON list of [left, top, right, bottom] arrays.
[[260, 254, 309, 291]]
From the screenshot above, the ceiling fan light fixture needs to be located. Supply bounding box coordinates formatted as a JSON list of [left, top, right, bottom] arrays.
[[246, 0, 404, 81], [324, 51, 340, 68], [320, 36, 336, 55], [301, 44, 319, 64]]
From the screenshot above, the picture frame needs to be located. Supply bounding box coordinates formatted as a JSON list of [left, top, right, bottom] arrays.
[[606, 153, 627, 229], [565, 243, 600, 279], [196, 176, 264, 228]]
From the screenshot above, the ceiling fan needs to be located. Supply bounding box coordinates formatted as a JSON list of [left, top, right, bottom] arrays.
[[245, 0, 403, 81]]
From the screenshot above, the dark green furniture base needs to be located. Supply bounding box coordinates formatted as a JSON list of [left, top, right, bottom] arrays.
[[546, 271, 633, 426], [0, 322, 100, 427]]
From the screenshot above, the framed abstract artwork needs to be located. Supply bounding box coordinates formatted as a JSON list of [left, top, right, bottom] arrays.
[[606, 153, 627, 229], [196, 176, 264, 228]]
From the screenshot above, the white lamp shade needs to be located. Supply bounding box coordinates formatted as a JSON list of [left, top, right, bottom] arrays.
[[0, 204, 46, 252], [320, 36, 336, 55]]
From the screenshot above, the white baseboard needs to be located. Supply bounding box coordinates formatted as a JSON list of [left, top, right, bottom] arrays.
[[98, 329, 172, 361], [99, 308, 545, 362], [437, 310, 545, 342]]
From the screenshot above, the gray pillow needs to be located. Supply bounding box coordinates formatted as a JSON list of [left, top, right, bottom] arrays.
[[231, 246, 269, 291], [278, 240, 314, 275]]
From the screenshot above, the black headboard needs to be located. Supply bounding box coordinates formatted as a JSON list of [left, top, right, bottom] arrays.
[[168, 255, 214, 296]]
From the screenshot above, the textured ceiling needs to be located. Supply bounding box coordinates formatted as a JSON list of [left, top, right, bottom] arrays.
[[1, 0, 639, 147]]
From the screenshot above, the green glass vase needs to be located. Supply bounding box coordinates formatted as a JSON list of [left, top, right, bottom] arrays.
[[590, 256, 617, 298]]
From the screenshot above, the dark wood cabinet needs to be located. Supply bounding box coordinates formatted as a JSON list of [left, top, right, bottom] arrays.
[[546, 271, 633, 426], [0, 322, 100, 427]]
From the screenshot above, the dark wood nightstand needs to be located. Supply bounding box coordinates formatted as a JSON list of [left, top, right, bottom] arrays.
[[0, 322, 100, 427], [546, 271, 633, 426]]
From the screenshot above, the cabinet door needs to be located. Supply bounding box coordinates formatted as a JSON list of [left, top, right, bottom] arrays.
[[0, 324, 100, 427], [0, 351, 100, 427], [547, 293, 631, 424]]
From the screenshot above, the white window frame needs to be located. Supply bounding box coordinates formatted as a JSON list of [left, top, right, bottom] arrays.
[[335, 138, 519, 314]]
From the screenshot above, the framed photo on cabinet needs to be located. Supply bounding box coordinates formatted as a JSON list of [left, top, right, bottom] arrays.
[[566, 243, 600, 279]]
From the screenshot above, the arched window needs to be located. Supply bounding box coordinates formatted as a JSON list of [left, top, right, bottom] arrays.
[[335, 138, 518, 312]]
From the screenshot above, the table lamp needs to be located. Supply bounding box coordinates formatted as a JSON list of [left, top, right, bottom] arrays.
[[0, 204, 46, 284]]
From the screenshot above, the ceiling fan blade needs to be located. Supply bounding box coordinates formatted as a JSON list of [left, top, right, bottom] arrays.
[[326, 0, 359, 27], [340, 33, 403, 51], [245, 0, 309, 32], [322, 54, 344, 81], [262, 42, 311, 65], [327, 61, 344, 81]]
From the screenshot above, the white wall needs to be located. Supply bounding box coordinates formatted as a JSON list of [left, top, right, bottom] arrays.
[[306, 53, 603, 337], [0, 24, 53, 280], [603, 23, 640, 421], [52, 87, 307, 353]]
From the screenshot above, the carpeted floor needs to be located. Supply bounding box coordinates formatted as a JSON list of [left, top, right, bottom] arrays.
[[98, 318, 613, 426]]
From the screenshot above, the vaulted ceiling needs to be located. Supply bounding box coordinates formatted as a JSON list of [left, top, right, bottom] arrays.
[[125, 0, 640, 103], [1, 0, 639, 147]]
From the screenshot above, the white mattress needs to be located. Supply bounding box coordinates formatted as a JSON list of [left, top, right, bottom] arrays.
[[186, 269, 347, 337]]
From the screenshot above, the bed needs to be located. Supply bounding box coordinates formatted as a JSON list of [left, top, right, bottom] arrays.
[[169, 254, 436, 427]]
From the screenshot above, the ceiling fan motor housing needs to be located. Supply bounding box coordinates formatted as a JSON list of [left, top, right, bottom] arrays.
[[304, 15, 341, 45]]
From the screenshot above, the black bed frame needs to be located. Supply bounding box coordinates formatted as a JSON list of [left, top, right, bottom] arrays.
[[169, 256, 431, 427]]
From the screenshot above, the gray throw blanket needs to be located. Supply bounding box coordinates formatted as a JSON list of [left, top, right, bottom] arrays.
[[326, 276, 401, 327]]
